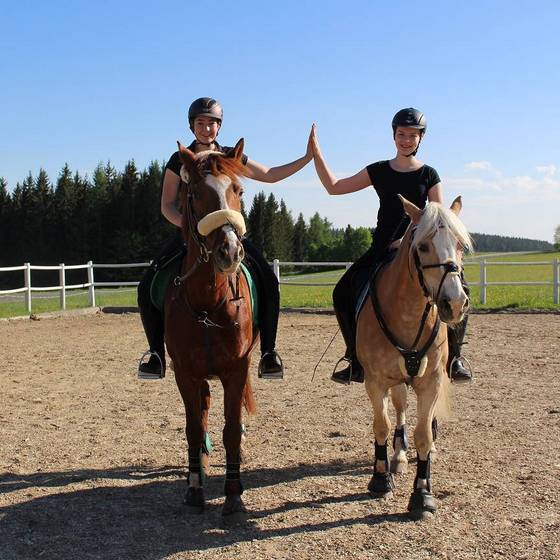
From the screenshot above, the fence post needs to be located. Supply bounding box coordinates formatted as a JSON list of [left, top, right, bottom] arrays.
[[59, 263, 66, 310], [553, 258, 559, 305], [480, 259, 487, 304], [88, 261, 96, 307], [24, 262, 32, 313], [272, 259, 280, 281]]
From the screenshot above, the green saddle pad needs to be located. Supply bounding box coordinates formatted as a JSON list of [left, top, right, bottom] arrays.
[[150, 255, 258, 328]]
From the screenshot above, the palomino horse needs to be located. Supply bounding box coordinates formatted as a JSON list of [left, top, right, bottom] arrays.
[[357, 195, 472, 519], [164, 139, 257, 522]]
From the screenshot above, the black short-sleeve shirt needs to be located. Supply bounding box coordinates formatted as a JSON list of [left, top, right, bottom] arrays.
[[366, 161, 441, 252], [165, 140, 249, 176]]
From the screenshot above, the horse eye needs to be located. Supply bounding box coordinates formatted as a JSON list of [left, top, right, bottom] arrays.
[[418, 243, 429, 253]]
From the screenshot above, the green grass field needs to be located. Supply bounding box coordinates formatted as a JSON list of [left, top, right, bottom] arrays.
[[1, 252, 559, 319]]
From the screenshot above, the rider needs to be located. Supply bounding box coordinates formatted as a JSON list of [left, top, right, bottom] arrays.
[[310, 108, 472, 384], [137, 97, 313, 380]]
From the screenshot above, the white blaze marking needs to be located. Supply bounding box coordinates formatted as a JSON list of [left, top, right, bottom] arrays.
[[205, 174, 231, 210]]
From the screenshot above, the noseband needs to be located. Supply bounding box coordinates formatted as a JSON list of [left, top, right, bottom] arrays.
[[413, 250, 461, 303]]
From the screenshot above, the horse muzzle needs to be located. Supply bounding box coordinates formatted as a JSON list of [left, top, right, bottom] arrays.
[[437, 293, 469, 325], [214, 227, 245, 274]]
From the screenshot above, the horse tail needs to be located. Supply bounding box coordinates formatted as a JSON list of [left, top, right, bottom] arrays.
[[242, 375, 257, 415], [434, 371, 451, 420]]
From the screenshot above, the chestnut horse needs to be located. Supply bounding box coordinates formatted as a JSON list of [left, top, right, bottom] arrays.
[[357, 195, 472, 519], [164, 139, 257, 522]]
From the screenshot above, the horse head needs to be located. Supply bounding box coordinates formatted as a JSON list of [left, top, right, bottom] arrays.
[[177, 139, 247, 274], [400, 195, 473, 325]]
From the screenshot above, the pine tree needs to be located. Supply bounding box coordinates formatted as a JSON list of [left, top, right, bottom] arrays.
[[292, 212, 308, 262], [263, 193, 279, 259], [247, 191, 266, 252], [274, 200, 294, 261]]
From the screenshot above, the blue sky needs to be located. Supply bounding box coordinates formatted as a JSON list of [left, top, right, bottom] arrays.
[[1, 1, 559, 242]]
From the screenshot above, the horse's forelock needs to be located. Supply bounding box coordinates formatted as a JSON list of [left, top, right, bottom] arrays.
[[192, 152, 246, 184], [411, 202, 473, 253]]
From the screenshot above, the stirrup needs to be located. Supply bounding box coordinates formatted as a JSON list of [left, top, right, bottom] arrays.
[[258, 352, 284, 380], [331, 356, 352, 385], [449, 355, 474, 383], [138, 350, 165, 380]]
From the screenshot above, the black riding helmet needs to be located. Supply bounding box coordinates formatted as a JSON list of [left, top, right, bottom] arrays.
[[391, 107, 427, 157], [188, 97, 223, 131]]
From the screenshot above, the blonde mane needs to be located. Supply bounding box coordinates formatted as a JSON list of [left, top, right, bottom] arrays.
[[410, 202, 473, 254]]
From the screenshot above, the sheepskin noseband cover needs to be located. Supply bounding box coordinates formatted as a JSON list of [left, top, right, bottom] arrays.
[[197, 209, 247, 237]]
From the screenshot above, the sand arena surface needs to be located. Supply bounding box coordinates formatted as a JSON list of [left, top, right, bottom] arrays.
[[1, 310, 559, 559]]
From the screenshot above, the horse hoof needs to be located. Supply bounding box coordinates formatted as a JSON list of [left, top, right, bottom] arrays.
[[183, 487, 205, 514], [222, 496, 248, 524], [368, 472, 394, 499], [407, 488, 437, 519]]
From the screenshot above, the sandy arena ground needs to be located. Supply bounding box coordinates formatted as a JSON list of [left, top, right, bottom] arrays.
[[1, 310, 559, 560]]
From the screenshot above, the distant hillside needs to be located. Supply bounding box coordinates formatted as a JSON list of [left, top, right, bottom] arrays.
[[470, 233, 553, 252]]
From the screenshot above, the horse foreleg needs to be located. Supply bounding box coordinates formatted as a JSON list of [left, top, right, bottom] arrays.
[[408, 376, 443, 519], [176, 377, 206, 513], [366, 381, 394, 499], [390, 383, 409, 474], [221, 370, 248, 522]]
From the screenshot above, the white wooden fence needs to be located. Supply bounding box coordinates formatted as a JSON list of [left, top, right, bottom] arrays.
[[0, 258, 559, 313]]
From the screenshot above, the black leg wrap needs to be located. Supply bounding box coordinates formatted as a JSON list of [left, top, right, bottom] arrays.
[[188, 448, 201, 475], [374, 441, 388, 462], [369, 441, 394, 497], [225, 461, 243, 495], [408, 453, 436, 515], [393, 426, 409, 451]]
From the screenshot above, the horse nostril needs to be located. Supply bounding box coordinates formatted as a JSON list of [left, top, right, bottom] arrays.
[[463, 298, 470, 312]]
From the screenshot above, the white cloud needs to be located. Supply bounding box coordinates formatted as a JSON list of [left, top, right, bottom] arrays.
[[535, 164, 557, 176], [464, 161, 494, 171]]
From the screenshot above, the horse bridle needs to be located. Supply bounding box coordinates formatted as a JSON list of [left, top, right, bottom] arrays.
[[174, 172, 244, 286]]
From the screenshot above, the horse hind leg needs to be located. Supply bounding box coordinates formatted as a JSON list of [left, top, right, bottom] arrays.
[[390, 383, 409, 474]]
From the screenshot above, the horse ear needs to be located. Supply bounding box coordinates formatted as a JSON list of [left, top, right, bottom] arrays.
[[229, 138, 245, 160], [398, 194, 422, 225], [450, 195, 462, 215], [177, 141, 196, 170]]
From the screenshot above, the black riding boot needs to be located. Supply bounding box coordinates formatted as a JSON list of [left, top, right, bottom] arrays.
[[242, 239, 283, 380], [331, 308, 364, 384], [137, 267, 166, 379], [447, 314, 471, 383]]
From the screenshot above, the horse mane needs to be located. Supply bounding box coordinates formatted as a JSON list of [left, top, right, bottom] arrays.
[[194, 151, 248, 183], [410, 202, 473, 253]]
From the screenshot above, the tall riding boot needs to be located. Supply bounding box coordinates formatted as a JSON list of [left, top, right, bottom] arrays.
[[137, 268, 166, 379], [242, 239, 283, 379], [447, 314, 471, 383], [331, 281, 364, 385]]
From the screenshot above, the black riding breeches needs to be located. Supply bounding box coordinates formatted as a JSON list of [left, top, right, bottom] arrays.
[[137, 235, 185, 361], [137, 236, 279, 359], [241, 238, 280, 355]]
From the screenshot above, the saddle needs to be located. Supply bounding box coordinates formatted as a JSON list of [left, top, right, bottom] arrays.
[[150, 251, 258, 328], [354, 250, 398, 320]]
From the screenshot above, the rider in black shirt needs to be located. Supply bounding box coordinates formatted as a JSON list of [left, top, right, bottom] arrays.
[[137, 97, 313, 380], [310, 108, 472, 384]]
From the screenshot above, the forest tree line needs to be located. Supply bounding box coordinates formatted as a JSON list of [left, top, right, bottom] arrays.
[[0, 161, 555, 288]]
